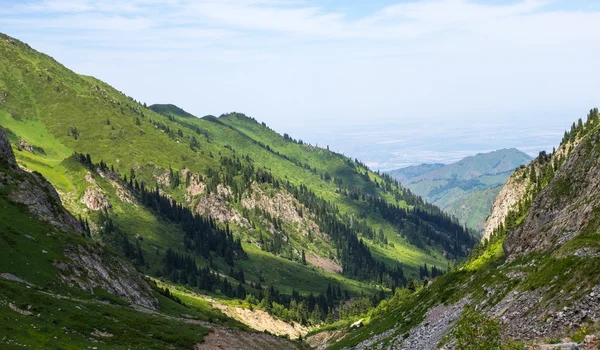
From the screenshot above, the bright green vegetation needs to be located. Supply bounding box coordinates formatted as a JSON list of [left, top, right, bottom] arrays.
[[237, 243, 368, 296], [450, 308, 505, 350], [0, 31, 475, 314], [387, 148, 532, 231], [0, 279, 212, 350]]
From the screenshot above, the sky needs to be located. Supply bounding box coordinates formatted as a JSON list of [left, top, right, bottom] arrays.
[[1, 0, 600, 168]]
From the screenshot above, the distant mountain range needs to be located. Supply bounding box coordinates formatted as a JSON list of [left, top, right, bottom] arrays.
[[386, 149, 533, 231]]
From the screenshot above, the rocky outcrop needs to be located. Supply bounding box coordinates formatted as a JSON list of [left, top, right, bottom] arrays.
[[0, 127, 16, 166], [504, 134, 600, 259], [81, 186, 111, 211], [484, 135, 579, 242], [482, 167, 530, 240], [15, 139, 34, 153], [54, 244, 158, 309], [7, 169, 82, 233], [194, 191, 248, 226], [80, 171, 111, 211], [184, 170, 206, 200], [110, 179, 136, 204], [1, 129, 156, 310], [154, 169, 170, 187], [241, 182, 322, 239]]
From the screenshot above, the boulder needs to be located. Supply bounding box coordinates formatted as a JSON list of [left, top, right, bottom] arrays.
[[351, 319, 363, 328], [584, 335, 599, 350], [16, 139, 34, 153]]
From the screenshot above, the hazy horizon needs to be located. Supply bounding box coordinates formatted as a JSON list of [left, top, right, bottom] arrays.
[[2, 0, 599, 169], [283, 113, 566, 171]]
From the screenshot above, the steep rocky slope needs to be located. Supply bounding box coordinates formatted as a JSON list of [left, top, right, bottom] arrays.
[[504, 133, 600, 258], [484, 138, 579, 240], [482, 166, 531, 240], [309, 109, 600, 349]]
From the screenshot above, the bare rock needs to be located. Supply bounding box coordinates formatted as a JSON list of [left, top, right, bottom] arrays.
[[1, 129, 81, 233], [0, 128, 16, 166], [81, 186, 111, 211], [16, 139, 34, 153], [584, 335, 599, 350], [351, 319, 364, 328], [111, 179, 136, 204], [185, 171, 206, 199], [55, 244, 158, 309], [194, 189, 248, 226], [241, 182, 323, 239], [0, 273, 33, 286], [154, 169, 170, 187], [484, 138, 577, 242], [504, 134, 600, 259], [9, 171, 82, 233], [483, 167, 530, 240], [8, 303, 33, 316]]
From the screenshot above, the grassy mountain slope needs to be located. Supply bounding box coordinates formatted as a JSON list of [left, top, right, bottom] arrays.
[[387, 149, 532, 231], [310, 109, 600, 349], [0, 45, 365, 297], [0, 127, 304, 349]]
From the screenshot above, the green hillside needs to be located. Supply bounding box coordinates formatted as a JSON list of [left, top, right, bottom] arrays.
[[0, 33, 474, 331], [0, 127, 278, 349], [387, 149, 532, 231]]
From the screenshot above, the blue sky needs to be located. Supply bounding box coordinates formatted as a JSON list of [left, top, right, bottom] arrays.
[[1, 0, 600, 164]]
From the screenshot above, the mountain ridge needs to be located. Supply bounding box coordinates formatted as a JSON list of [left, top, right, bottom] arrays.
[[386, 148, 532, 231]]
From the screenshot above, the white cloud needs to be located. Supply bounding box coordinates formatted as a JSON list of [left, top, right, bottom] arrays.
[[1, 0, 599, 137]]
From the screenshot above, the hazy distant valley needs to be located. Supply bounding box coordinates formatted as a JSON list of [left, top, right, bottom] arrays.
[[387, 149, 532, 231], [305, 118, 564, 171]]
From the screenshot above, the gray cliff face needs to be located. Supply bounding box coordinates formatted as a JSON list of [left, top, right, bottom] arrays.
[[9, 171, 83, 233], [55, 244, 158, 309], [504, 134, 600, 259], [0, 128, 83, 234], [482, 167, 530, 240], [484, 139, 577, 242], [0, 127, 16, 166]]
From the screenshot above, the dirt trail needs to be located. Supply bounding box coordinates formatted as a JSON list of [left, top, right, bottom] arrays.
[[305, 253, 342, 274], [195, 326, 299, 350], [207, 299, 309, 339]]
